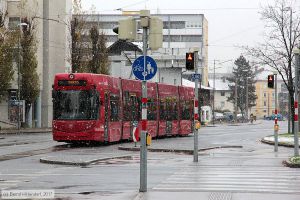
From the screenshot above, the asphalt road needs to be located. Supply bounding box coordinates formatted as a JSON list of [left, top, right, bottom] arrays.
[[0, 120, 299, 200]]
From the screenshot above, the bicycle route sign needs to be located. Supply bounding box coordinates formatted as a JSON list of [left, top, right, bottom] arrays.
[[132, 56, 157, 81]]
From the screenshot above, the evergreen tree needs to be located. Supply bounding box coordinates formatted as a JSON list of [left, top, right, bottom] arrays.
[[227, 55, 257, 117]]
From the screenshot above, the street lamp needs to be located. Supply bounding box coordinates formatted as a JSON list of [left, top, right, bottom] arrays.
[[17, 22, 28, 131]]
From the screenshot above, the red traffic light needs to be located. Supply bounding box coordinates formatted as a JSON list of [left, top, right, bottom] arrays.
[[268, 75, 274, 88], [186, 53, 195, 70]]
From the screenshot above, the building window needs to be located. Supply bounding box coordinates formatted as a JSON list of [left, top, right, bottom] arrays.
[[221, 91, 225, 96], [161, 77, 164, 83], [163, 35, 202, 43], [264, 101, 267, 106], [163, 21, 185, 29], [8, 17, 20, 30], [263, 110, 267, 113], [263, 92, 267, 98], [174, 79, 177, 85]]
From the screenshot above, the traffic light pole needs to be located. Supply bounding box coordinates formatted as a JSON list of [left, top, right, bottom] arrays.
[[140, 18, 148, 193], [293, 50, 299, 156], [274, 74, 278, 152], [194, 51, 199, 163]]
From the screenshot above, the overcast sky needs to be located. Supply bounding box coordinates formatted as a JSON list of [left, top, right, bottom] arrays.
[[81, 0, 298, 73]]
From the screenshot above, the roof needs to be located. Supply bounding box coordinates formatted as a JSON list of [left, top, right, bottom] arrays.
[[108, 39, 142, 55], [182, 79, 212, 90], [208, 79, 230, 91], [255, 69, 283, 81]]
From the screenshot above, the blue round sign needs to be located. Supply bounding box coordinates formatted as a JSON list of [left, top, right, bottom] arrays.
[[132, 56, 157, 81]]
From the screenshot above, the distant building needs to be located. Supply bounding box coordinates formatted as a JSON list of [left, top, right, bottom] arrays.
[[208, 75, 234, 112], [78, 13, 209, 86], [253, 72, 284, 118], [0, 0, 71, 128]]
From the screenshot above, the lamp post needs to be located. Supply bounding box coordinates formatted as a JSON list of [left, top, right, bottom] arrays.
[[18, 22, 28, 131]]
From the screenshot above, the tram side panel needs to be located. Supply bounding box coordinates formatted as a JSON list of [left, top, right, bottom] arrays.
[[157, 83, 179, 137], [178, 86, 194, 136], [121, 79, 142, 141], [147, 82, 159, 138]]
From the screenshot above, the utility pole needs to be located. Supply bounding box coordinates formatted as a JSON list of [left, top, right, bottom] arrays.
[[246, 78, 249, 121], [288, 95, 291, 134], [235, 78, 238, 122], [213, 60, 215, 125]]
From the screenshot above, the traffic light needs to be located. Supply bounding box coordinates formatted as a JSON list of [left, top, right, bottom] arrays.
[[117, 17, 137, 41], [268, 75, 274, 88], [149, 17, 163, 50], [186, 52, 195, 70]]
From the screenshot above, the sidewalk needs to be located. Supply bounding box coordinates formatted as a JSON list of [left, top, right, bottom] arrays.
[[0, 127, 51, 134]]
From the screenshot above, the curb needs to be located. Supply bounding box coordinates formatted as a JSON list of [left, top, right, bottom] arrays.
[[40, 155, 133, 166], [118, 145, 243, 154], [261, 138, 296, 148], [282, 160, 300, 168]]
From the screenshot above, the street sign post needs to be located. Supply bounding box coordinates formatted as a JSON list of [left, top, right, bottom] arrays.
[[132, 56, 157, 81]]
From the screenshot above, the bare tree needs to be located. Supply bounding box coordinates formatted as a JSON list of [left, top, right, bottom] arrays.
[[245, 0, 300, 131]]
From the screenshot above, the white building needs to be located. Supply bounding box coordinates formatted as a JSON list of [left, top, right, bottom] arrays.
[[209, 76, 234, 112], [0, 0, 71, 128], [80, 13, 209, 86]]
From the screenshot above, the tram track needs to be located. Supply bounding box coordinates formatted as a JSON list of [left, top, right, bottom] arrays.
[[0, 140, 49, 147]]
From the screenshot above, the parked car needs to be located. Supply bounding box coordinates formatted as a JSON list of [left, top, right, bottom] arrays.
[[214, 112, 224, 120], [264, 114, 284, 121]]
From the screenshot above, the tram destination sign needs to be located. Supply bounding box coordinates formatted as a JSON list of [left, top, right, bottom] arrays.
[[58, 80, 87, 86], [132, 56, 157, 81]]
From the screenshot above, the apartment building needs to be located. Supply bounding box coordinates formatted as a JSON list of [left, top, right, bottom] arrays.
[[0, 0, 71, 127], [79, 12, 209, 86]]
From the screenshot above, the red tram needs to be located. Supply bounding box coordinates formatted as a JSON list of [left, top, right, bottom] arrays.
[[52, 73, 194, 143]]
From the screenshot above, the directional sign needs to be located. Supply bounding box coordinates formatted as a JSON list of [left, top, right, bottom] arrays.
[[191, 73, 202, 81], [132, 56, 157, 81]]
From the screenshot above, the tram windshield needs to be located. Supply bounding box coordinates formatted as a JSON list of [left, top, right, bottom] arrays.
[[53, 90, 99, 120]]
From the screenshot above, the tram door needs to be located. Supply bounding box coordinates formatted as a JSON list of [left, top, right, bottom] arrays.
[[130, 95, 139, 140], [104, 93, 109, 142]]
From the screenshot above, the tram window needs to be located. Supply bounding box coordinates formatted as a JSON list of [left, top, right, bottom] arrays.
[[53, 90, 99, 120], [147, 98, 157, 120], [173, 102, 178, 120], [181, 100, 191, 120], [123, 92, 140, 121], [159, 100, 166, 120], [110, 95, 120, 121]]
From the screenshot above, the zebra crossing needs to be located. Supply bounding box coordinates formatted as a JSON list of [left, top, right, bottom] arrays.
[[153, 156, 300, 194], [0, 180, 21, 190]]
